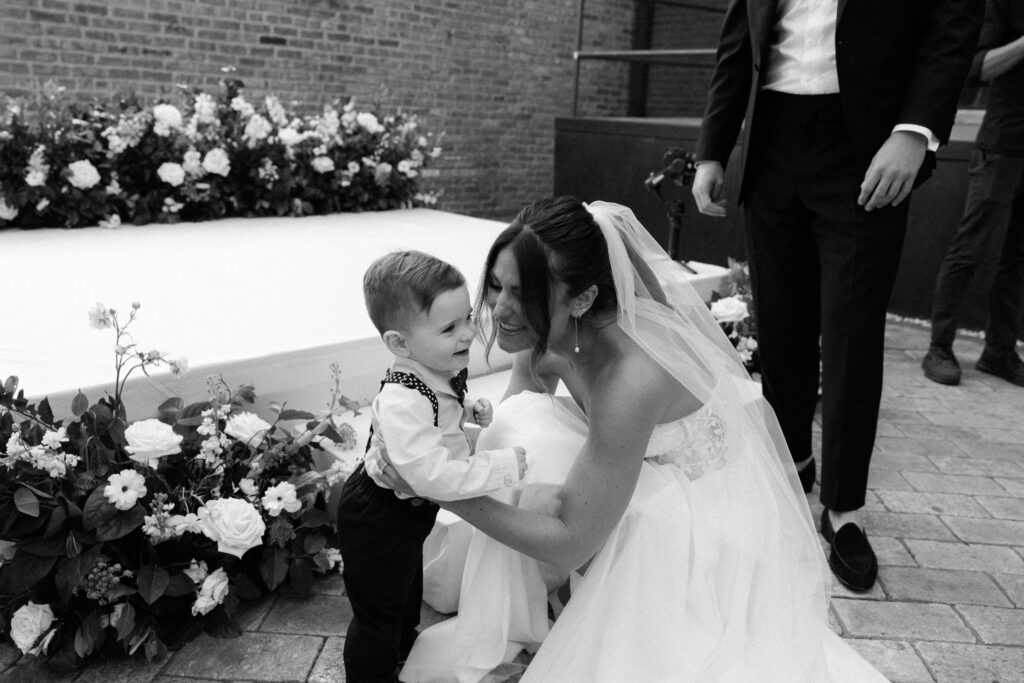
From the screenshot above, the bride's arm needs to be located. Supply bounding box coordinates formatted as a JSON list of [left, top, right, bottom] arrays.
[[444, 357, 664, 571]]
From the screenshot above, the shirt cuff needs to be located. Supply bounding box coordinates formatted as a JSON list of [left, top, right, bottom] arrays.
[[893, 124, 939, 152]]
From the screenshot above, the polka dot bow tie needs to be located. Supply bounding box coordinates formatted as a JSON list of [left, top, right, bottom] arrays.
[[450, 368, 468, 405]]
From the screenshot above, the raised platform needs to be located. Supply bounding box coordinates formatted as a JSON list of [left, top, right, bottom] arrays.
[[1, 209, 728, 423]]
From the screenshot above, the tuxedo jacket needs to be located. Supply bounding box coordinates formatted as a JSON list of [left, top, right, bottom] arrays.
[[696, 0, 984, 199]]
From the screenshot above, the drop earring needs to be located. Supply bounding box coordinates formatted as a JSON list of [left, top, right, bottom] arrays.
[[573, 313, 580, 354]]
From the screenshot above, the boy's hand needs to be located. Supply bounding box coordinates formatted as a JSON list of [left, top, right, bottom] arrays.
[[472, 398, 493, 427], [513, 446, 527, 480]]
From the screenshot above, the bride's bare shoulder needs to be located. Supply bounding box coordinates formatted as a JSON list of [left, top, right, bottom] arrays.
[[600, 348, 702, 419]]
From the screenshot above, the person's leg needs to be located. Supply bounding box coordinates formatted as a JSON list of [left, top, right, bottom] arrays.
[[931, 149, 1016, 348], [815, 202, 908, 513], [982, 155, 1024, 353], [743, 92, 824, 478]]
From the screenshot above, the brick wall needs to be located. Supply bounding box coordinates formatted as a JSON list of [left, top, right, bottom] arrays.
[[645, 0, 726, 117], [0, 0, 634, 220]]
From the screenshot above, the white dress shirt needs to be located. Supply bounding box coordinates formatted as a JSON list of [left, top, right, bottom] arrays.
[[364, 357, 521, 502], [764, 0, 938, 150]]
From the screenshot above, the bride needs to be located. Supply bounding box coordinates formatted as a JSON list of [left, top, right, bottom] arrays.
[[378, 198, 887, 682]]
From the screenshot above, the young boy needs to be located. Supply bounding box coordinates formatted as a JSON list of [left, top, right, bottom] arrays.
[[337, 250, 527, 683]]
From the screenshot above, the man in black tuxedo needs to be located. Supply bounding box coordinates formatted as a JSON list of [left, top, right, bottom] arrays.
[[693, 0, 983, 591]]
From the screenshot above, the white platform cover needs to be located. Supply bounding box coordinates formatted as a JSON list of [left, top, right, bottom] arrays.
[[1, 209, 728, 422]]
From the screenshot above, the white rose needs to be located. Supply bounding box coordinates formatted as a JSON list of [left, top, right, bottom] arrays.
[[67, 159, 101, 189], [261, 481, 301, 517], [183, 149, 204, 176], [198, 497, 266, 558], [356, 112, 383, 134], [710, 296, 749, 324], [157, 162, 186, 187], [0, 196, 18, 221], [201, 148, 231, 177], [347, 161, 360, 174], [224, 412, 272, 447], [311, 155, 335, 174], [25, 170, 47, 187], [277, 127, 303, 147], [152, 104, 183, 135], [397, 159, 417, 178], [202, 567, 230, 602], [10, 602, 55, 654], [124, 418, 182, 468]]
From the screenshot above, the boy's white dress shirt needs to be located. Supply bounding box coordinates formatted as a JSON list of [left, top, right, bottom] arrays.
[[365, 357, 522, 501]]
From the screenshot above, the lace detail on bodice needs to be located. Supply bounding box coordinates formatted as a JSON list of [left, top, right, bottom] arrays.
[[645, 406, 727, 481]]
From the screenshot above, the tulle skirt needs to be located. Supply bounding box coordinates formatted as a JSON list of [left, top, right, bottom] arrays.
[[401, 391, 888, 683]]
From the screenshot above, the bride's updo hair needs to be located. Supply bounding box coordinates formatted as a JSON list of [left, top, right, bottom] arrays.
[[479, 196, 616, 359]]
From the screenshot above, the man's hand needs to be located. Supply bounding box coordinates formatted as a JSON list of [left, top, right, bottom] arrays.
[[472, 398, 493, 427], [692, 161, 728, 217], [858, 131, 927, 211]]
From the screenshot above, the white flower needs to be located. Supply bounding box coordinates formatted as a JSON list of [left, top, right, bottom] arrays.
[[163, 197, 184, 213], [5, 431, 28, 458], [264, 95, 288, 127], [397, 159, 418, 178], [0, 196, 18, 221], [374, 162, 392, 185], [347, 161, 360, 174], [224, 412, 272, 447], [261, 481, 301, 516], [193, 93, 217, 124], [167, 512, 201, 535], [40, 427, 67, 449], [88, 302, 112, 329], [103, 469, 147, 511], [191, 567, 230, 616], [157, 162, 186, 187], [183, 559, 209, 584], [356, 111, 384, 134], [10, 602, 55, 654], [202, 148, 231, 176], [25, 170, 47, 187], [277, 127, 304, 147], [169, 356, 189, 376], [98, 214, 122, 229], [242, 113, 273, 146], [430, 146, 442, 159], [124, 418, 183, 468], [152, 103, 183, 136], [67, 159, 101, 189], [105, 177, 121, 195], [710, 296, 749, 324], [182, 149, 204, 176], [311, 155, 335, 174], [230, 95, 255, 119], [35, 198, 50, 212], [238, 478, 258, 497], [198, 497, 266, 558]]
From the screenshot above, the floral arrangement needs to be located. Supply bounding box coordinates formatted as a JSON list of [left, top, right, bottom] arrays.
[[709, 258, 759, 374], [0, 303, 360, 673], [0, 70, 442, 230]]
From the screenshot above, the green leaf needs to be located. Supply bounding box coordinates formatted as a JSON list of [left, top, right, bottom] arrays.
[[82, 485, 118, 531], [37, 397, 54, 426], [231, 573, 262, 601], [8, 552, 58, 594], [55, 543, 103, 601], [71, 390, 89, 417], [278, 409, 316, 421], [19, 533, 67, 557], [299, 507, 330, 528], [95, 504, 146, 542], [137, 564, 170, 605], [3, 375, 17, 394], [115, 603, 136, 641], [143, 632, 167, 663], [14, 487, 40, 517], [164, 573, 197, 597], [74, 610, 101, 658], [303, 531, 327, 555], [260, 546, 290, 591]]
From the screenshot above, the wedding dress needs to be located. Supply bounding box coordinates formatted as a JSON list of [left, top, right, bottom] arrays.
[[399, 202, 888, 682]]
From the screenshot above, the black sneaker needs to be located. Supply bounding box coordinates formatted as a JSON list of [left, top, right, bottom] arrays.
[[922, 344, 961, 385], [976, 347, 1024, 387]]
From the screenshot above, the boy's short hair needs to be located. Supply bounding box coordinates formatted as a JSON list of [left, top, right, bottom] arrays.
[[363, 250, 466, 335]]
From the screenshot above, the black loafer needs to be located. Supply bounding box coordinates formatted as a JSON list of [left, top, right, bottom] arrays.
[[820, 508, 878, 592], [797, 458, 816, 493], [976, 347, 1024, 387]]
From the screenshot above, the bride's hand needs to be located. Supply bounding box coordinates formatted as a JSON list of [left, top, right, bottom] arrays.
[[374, 456, 420, 499]]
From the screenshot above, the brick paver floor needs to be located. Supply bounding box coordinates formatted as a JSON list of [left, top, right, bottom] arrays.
[[3, 319, 1022, 682]]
